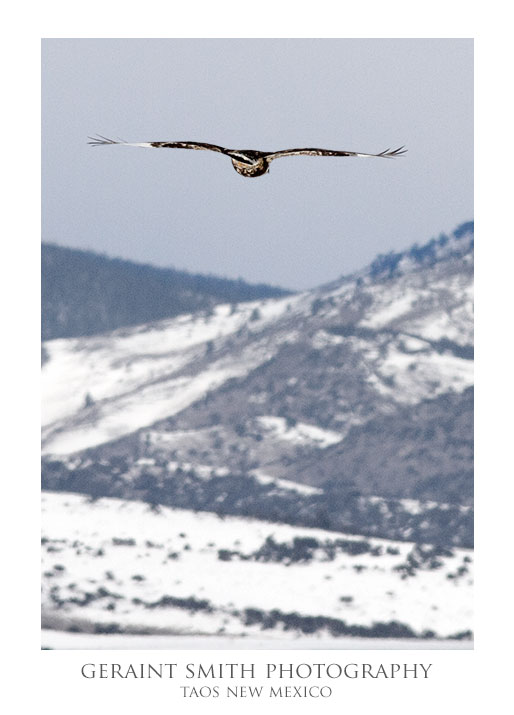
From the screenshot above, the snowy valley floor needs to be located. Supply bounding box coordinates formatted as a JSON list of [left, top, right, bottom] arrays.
[[42, 492, 473, 649]]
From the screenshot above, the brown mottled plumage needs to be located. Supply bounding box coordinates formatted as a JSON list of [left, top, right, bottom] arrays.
[[88, 136, 406, 178]]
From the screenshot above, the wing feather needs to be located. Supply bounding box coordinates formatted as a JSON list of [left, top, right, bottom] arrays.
[[87, 136, 231, 154], [264, 146, 407, 161]]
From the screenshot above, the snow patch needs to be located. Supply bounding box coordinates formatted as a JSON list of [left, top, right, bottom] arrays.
[[257, 416, 343, 447]]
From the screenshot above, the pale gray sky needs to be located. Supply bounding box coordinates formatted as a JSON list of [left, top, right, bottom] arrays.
[[42, 38, 473, 290]]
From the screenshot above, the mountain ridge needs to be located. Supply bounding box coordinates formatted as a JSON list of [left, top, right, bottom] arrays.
[[42, 242, 292, 341]]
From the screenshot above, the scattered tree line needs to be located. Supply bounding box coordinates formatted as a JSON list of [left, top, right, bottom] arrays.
[[42, 456, 473, 548], [369, 221, 473, 280]]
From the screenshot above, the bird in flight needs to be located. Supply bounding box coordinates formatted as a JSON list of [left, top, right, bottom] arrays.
[[88, 135, 406, 178]]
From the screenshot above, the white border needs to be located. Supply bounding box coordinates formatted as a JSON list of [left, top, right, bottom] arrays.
[[4, 1, 513, 711]]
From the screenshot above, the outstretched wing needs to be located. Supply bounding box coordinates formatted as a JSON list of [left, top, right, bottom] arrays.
[[88, 135, 231, 155], [264, 146, 407, 162]]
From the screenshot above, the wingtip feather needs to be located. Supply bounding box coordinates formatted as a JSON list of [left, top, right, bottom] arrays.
[[87, 134, 119, 147]]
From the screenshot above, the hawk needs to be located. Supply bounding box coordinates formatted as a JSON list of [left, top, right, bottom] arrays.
[[88, 135, 406, 178]]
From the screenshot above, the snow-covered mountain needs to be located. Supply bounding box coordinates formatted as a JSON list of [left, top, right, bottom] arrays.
[[42, 223, 473, 644], [42, 223, 473, 503]]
